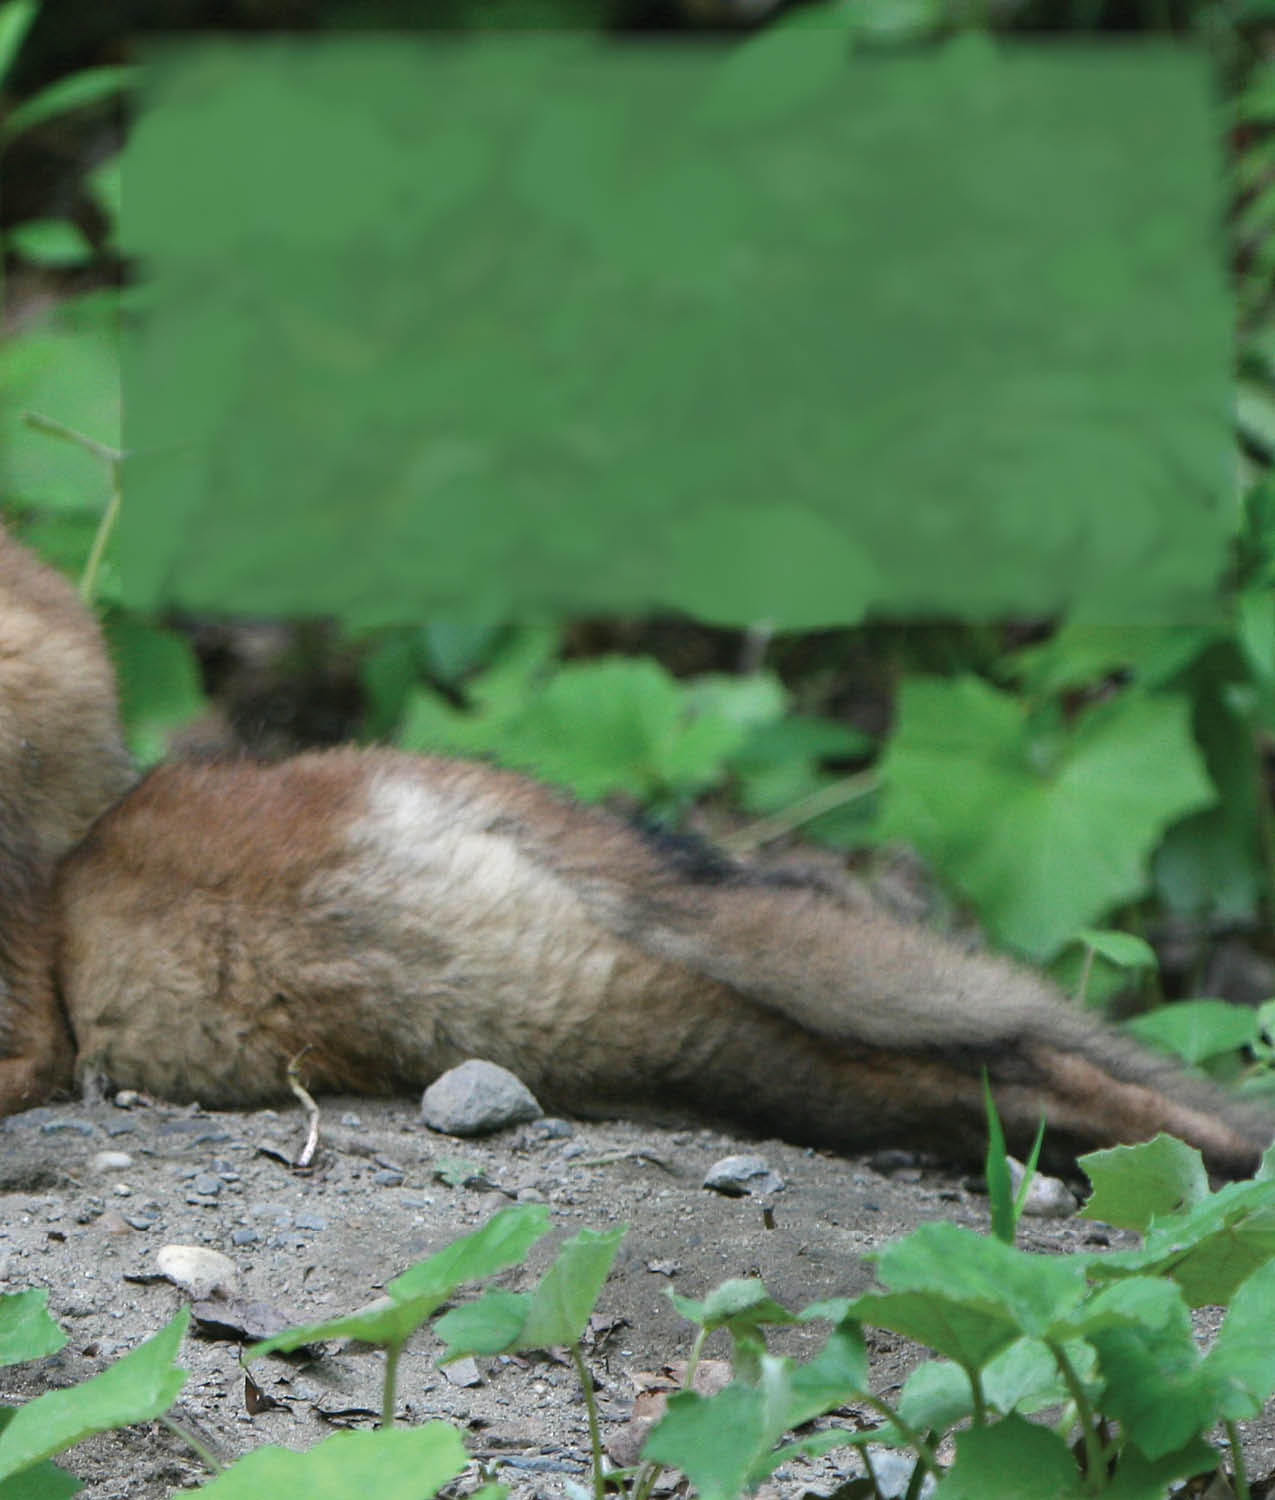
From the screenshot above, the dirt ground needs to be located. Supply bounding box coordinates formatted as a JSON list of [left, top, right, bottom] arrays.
[[2, 1092, 1273, 1500]]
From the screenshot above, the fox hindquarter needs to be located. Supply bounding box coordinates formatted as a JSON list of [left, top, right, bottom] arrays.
[[0, 527, 1270, 1175]]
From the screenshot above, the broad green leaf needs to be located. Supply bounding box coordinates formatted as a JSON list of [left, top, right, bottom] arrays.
[[847, 1289, 1021, 1372], [1125, 1000, 1259, 1066], [869, 1222, 1088, 1337], [780, 1321, 868, 1427], [1005, 623, 1213, 696], [896, 1358, 974, 1436], [1089, 1310, 1216, 1462], [669, 1279, 796, 1334], [1236, 588, 1275, 680], [194, 1422, 466, 1499], [250, 1205, 549, 1359], [1102, 1439, 1220, 1500], [0, 1310, 188, 1482], [641, 1383, 765, 1500], [877, 677, 1214, 958], [517, 1225, 626, 1349], [1054, 1277, 1187, 1345], [932, 1415, 1085, 1499], [0, 294, 120, 512], [433, 1289, 530, 1361], [1089, 1178, 1275, 1307], [0, 1294, 65, 1368], [1203, 1256, 1275, 1419], [388, 1204, 549, 1304], [104, 614, 206, 767], [697, 5, 849, 131], [1079, 1135, 1211, 1230], [1074, 929, 1158, 970], [0, 1455, 81, 1499]]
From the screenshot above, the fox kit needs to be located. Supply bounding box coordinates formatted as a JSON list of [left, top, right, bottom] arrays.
[[0, 528, 1270, 1175]]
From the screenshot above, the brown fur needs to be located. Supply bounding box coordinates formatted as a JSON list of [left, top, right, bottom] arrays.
[[0, 528, 1271, 1175]]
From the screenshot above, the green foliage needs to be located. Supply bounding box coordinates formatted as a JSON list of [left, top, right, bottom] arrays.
[[0, 1309, 188, 1487], [192, 1424, 468, 1500], [875, 675, 1214, 959]]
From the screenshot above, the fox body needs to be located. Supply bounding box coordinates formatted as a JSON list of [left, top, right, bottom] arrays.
[[0, 529, 1270, 1175]]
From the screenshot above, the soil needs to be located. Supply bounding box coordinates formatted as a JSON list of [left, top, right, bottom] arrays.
[[2, 1093, 1273, 1500]]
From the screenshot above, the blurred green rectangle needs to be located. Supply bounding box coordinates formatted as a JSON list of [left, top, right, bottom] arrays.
[[120, 30, 1230, 628]]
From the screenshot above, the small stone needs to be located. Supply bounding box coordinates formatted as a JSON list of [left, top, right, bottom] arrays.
[[535, 1118, 575, 1140], [1007, 1157, 1077, 1218], [39, 1119, 95, 1137], [294, 1212, 328, 1231], [112, 1183, 132, 1197], [91, 1151, 133, 1173], [372, 1170, 405, 1187], [703, 1155, 785, 1198], [442, 1357, 483, 1388], [230, 1228, 260, 1247], [156, 1244, 239, 1299], [192, 1174, 222, 1196], [113, 1090, 142, 1109], [646, 1259, 679, 1277], [862, 1446, 937, 1499], [419, 1060, 543, 1137]]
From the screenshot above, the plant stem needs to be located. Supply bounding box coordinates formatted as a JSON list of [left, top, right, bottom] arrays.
[[718, 772, 880, 856], [380, 1339, 402, 1428], [1047, 1340, 1103, 1491], [1074, 943, 1096, 1004], [159, 1414, 224, 1475], [683, 1325, 708, 1390], [1226, 1420, 1250, 1500], [858, 1395, 941, 1476], [21, 409, 124, 606], [569, 1341, 606, 1500]]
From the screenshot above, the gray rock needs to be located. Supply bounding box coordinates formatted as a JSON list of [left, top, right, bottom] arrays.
[[1007, 1157, 1077, 1218], [156, 1244, 239, 1299], [419, 1060, 543, 1137], [703, 1155, 785, 1197], [91, 1151, 134, 1173]]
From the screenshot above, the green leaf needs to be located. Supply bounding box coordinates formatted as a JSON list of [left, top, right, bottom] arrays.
[[0, 0, 36, 87], [1125, 1001, 1259, 1067], [0, 1451, 81, 1499], [1101, 1439, 1220, 1500], [1079, 1135, 1211, 1231], [668, 1278, 797, 1334], [1, 65, 139, 146], [1089, 1306, 1216, 1462], [1088, 1179, 1275, 1308], [250, 1205, 549, 1359], [0, 1310, 188, 1482], [877, 677, 1214, 958], [641, 1383, 766, 1500], [103, 614, 207, 766], [1074, 929, 1158, 970], [1236, 589, 1275, 680], [0, 294, 120, 512], [931, 1414, 1086, 1499], [5, 221, 93, 266], [517, 1225, 625, 1349], [869, 1222, 1089, 1339], [0, 1293, 65, 1368], [697, 6, 850, 132], [846, 1288, 1021, 1373], [983, 1074, 1016, 1246], [1203, 1256, 1275, 1419], [433, 1289, 531, 1361], [388, 1203, 549, 1304], [1005, 623, 1213, 696], [193, 1422, 466, 1499]]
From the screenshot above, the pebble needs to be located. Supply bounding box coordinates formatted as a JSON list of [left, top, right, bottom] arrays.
[[372, 1170, 405, 1187], [1007, 1157, 1077, 1218], [39, 1119, 95, 1137], [230, 1228, 260, 1246], [419, 1060, 544, 1137], [442, 1357, 483, 1387], [91, 1151, 134, 1173], [113, 1090, 142, 1109], [294, 1212, 328, 1232], [702, 1155, 786, 1198], [156, 1244, 239, 1299], [192, 1175, 222, 1196]]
